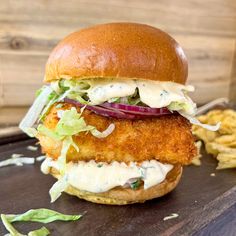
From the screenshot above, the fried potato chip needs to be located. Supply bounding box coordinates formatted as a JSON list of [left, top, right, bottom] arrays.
[[214, 134, 236, 148], [191, 141, 202, 166], [216, 153, 236, 169], [192, 109, 236, 169], [192, 128, 218, 143]]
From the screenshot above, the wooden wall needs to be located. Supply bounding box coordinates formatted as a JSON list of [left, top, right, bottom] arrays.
[[0, 0, 236, 124]]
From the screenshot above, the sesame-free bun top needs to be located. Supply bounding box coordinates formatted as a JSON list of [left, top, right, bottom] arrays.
[[45, 22, 188, 84]]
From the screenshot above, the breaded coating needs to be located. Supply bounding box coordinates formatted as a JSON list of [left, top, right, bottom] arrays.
[[38, 103, 196, 165]]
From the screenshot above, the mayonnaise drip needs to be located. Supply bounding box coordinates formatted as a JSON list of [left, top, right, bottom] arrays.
[[41, 159, 173, 193]]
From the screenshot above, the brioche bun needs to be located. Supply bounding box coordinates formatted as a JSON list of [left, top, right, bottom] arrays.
[[45, 22, 188, 84], [49, 164, 182, 205]]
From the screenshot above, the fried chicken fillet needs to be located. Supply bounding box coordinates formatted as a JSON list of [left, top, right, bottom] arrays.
[[38, 103, 196, 165]]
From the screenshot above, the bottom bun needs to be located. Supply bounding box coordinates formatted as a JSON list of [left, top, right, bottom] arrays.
[[50, 164, 182, 205]]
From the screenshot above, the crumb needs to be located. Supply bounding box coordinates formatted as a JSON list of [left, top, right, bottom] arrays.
[[210, 173, 216, 177]]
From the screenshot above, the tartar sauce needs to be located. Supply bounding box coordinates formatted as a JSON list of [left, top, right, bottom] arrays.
[[41, 159, 173, 193], [85, 78, 195, 114]]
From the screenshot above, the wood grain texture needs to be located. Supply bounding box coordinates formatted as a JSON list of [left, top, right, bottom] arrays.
[[0, 0, 235, 37], [0, 139, 235, 235], [0, 0, 235, 117], [229, 41, 236, 104], [0, 35, 234, 106], [195, 204, 236, 236], [0, 107, 29, 125]]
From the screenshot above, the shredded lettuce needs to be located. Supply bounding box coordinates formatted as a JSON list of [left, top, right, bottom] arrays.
[[108, 97, 121, 103], [36, 156, 46, 162], [28, 227, 50, 236], [38, 108, 115, 143], [57, 136, 78, 173], [67, 92, 90, 105], [168, 102, 220, 131], [39, 91, 58, 121], [49, 175, 69, 202], [38, 107, 114, 166], [37, 107, 115, 201], [19, 86, 54, 137], [168, 100, 197, 115], [168, 101, 189, 112], [6, 209, 81, 223], [1, 209, 82, 236], [179, 111, 221, 131], [1, 214, 24, 236], [0, 157, 35, 168], [90, 124, 115, 138], [37, 125, 62, 141], [56, 108, 94, 136]]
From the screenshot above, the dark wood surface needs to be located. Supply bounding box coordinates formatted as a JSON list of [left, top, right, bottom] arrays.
[[0, 139, 235, 236]]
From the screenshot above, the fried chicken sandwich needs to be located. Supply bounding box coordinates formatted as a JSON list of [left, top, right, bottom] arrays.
[[19, 23, 219, 204]]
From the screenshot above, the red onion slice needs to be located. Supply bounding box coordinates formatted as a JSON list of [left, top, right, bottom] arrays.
[[64, 98, 138, 119], [64, 98, 173, 119], [101, 102, 172, 116]]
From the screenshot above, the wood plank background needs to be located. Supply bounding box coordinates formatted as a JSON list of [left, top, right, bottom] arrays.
[[0, 0, 236, 124]]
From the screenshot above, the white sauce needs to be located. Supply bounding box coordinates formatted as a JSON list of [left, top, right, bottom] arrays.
[[41, 159, 173, 193], [88, 79, 137, 105], [85, 78, 195, 115]]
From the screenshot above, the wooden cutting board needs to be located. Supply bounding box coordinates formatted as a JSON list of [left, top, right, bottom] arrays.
[[0, 138, 235, 236]]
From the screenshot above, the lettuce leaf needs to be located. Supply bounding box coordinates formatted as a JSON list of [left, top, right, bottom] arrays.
[[168, 101, 196, 115], [38, 108, 115, 142], [179, 111, 221, 131], [55, 108, 94, 136], [0, 157, 35, 168], [37, 107, 115, 201], [6, 209, 81, 223], [1, 214, 24, 236], [90, 124, 115, 138], [19, 86, 54, 137], [49, 175, 69, 203], [37, 124, 62, 141], [1, 208, 82, 236], [28, 227, 50, 236]]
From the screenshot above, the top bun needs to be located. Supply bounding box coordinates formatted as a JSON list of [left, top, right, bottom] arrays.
[[45, 23, 188, 84]]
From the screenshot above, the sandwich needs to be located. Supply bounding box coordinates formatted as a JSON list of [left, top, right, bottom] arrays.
[[19, 22, 219, 205]]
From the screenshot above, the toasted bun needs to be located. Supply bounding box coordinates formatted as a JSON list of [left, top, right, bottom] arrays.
[[45, 22, 188, 84], [49, 164, 182, 205]]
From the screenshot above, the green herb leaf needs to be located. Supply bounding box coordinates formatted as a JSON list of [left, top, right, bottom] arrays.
[[130, 179, 141, 190]]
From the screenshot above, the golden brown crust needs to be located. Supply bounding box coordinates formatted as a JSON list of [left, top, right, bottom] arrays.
[[37, 103, 196, 165], [45, 23, 188, 84], [50, 164, 182, 205]]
